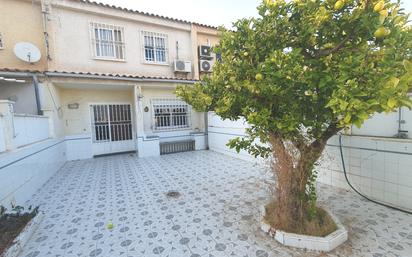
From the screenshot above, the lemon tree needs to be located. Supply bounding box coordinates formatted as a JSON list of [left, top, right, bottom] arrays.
[[177, 0, 411, 232]]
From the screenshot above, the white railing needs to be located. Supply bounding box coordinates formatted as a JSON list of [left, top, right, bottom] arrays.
[[13, 114, 49, 148]]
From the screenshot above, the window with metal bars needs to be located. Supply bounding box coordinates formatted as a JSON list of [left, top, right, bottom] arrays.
[[142, 31, 168, 64], [90, 23, 125, 60], [152, 99, 190, 130]]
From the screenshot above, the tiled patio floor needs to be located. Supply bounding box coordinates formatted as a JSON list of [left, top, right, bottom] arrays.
[[21, 151, 412, 257]]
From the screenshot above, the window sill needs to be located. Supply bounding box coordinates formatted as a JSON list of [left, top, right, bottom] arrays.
[[153, 127, 191, 132], [93, 57, 126, 62], [142, 61, 170, 66]]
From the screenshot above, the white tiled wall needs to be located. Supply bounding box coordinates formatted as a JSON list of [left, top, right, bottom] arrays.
[[208, 112, 412, 212], [317, 135, 412, 212]]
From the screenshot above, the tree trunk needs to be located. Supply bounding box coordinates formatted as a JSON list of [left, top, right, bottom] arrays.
[[269, 134, 327, 232]]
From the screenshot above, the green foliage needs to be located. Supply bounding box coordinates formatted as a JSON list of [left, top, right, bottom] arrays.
[[177, 0, 412, 157], [307, 166, 319, 219]]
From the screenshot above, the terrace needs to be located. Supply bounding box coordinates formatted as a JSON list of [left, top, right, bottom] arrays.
[[17, 151, 412, 257]]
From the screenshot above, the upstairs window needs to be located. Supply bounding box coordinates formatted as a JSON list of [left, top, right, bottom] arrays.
[[142, 31, 168, 64], [152, 99, 190, 130], [0, 33, 3, 49], [90, 23, 125, 60]]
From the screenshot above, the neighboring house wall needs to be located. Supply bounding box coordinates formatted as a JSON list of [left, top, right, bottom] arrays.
[[192, 24, 219, 79], [0, 0, 47, 70], [0, 81, 38, 114], [0, 0, 46, 115]]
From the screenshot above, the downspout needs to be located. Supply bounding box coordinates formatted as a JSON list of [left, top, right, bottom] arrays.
[[32, 75, 43, 115], [41, 0, 51, 61]]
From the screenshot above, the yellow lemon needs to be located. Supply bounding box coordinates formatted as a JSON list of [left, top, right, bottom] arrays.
[[334, 0, 344, 10], [107, 222, 114, 230], [243, 52, 249, 57], [374, 1, 384, 12], [374, 26, 390, 38], [379, 9, 388, 17], [255, 73, 263, 81]]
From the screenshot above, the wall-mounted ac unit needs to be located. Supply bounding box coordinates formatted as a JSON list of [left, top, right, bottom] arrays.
[[174, 60, 192, 73], [200, 60, 213, 73], [199, 45, 212, 60]]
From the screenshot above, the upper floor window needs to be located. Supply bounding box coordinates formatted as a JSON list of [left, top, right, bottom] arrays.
[[0, 33, 4, 49], [142, 31, 168, 64], [90, 23, 125, 60]]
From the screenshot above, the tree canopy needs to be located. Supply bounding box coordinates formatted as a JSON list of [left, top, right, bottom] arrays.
[[177, 0, 412, 157]]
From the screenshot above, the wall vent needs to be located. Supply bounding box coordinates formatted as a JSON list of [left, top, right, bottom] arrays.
[[160, 140, 195, 155]]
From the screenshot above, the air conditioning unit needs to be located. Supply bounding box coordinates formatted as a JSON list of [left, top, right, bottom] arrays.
[[199, 60, 213, 73], [199, 45, 212, 59], [174, 60, 192, 73]]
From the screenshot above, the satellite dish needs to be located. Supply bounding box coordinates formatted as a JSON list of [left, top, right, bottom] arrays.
[[13, 42, 41, 63]]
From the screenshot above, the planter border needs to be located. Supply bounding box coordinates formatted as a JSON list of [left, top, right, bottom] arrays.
[[4, 211, 44, 257], [259, 206, 347, 252]]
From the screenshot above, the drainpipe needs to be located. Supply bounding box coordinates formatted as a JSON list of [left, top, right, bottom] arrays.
[[41, 0, 51, 61], [32, 75, 43, 116]]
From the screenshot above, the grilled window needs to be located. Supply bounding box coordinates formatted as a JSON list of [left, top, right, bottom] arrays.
[[152, 99, 190, 130], [142, 31, 168, 63], [90, 23, 125, 60]]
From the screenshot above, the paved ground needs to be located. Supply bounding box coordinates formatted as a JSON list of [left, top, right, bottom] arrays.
[[21, 151, 412, 257]]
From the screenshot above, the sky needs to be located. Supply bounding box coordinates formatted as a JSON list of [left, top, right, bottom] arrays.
[[94, 0, 411, 28]]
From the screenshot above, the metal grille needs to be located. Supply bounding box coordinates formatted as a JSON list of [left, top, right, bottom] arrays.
[[152, 99, 191, 131], [91, 104, 132, 142], [142, 31, 168, 63], [90, 22, 125, 60], [160, 140, 195, 155]]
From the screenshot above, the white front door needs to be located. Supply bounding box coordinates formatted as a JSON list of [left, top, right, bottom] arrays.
[[90, 104, 135, 156]]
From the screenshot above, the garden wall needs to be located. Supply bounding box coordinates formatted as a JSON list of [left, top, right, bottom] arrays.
[[207, 112, 412, 212], [0, 139, 66, 209]]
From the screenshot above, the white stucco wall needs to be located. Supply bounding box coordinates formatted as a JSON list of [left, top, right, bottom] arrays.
[[352, 106, 412, 139], [0, 139, 66, 209], [207, 112, 261, 162], [141, 84, 205, 141]]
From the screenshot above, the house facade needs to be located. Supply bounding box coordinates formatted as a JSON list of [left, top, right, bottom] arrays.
[[0, 0, 220, 159], [0, 0, 47, 115]]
